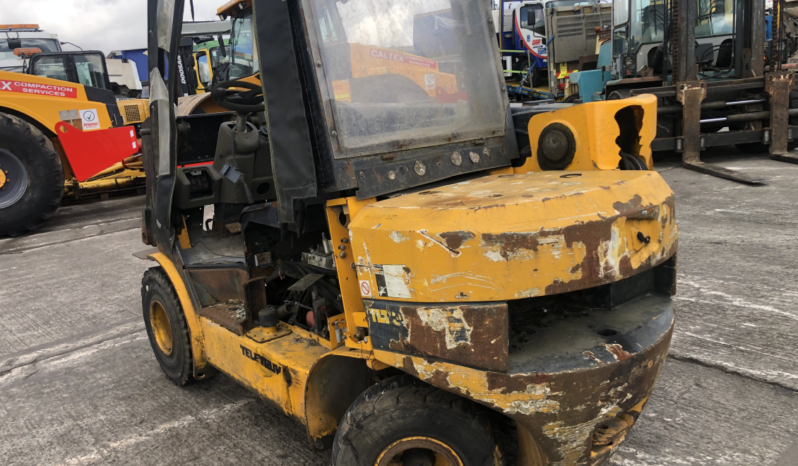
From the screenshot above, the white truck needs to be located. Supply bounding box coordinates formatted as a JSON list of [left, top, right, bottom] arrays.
[[0, 24, 62, 72]]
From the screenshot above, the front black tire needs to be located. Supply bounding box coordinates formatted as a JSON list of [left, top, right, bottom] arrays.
[[142, 267, 194, 386], [332, 375, 503, 466], [0, 113, 64, 237]]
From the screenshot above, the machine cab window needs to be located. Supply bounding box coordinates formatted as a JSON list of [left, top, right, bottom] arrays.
[[196, 52, 211, 88], [73, 53, 110, 89], [28, 55, 69, 81], [310, 0, 506, 158], [229, 12, 258, 79], [520, 4, 545, 36], [28, 51, 111, 90]]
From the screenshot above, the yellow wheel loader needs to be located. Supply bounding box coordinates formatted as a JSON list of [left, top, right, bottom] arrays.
[[0, 49, 147, 236], [139, 0, 677, 464]]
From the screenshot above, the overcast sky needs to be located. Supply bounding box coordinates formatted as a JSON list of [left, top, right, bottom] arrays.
[[0, 0, 221, 55]]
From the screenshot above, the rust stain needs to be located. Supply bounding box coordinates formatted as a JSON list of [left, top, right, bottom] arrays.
[[583, 350, 605, 366], [438, 231, 475, 251], [486, 372, 551, 394], [602, 343, 634, 361], [612, 194, 643, 214], [384, 304, 509, 372], [481, 232, 540, 261], [542, 194, 676, 295]]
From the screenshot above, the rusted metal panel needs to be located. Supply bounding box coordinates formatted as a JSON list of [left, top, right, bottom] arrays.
[[373, 292, 675, 465], [766, 71, 796, 157], [199, 302, 247, 335], [365, 300, 509, 372], [351, 171, 678, 303], [187, 267, 248, 307]]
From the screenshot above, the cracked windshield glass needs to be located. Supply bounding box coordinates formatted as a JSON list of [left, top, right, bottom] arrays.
[[313, 0, 505, 156]]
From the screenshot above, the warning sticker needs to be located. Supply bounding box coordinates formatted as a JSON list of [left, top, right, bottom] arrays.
[[424, 74, 435, 90], [79, 109, 100, 131], [0, 79, 77, 98], [374, 265, 411, 299], [359, 280, 372, 297]]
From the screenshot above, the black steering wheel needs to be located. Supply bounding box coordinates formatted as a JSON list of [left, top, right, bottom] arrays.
[[210, 80, 265, 113]]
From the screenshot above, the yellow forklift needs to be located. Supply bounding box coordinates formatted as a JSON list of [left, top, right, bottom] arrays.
[[139, 0, 678, 464]]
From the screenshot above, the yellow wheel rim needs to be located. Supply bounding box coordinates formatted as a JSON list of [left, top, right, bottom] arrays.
[[149, 300, 174, 356], [375, 436, 464, 466]]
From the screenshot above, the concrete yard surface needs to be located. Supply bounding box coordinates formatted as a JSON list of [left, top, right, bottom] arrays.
[[1, 150, 798, 465]]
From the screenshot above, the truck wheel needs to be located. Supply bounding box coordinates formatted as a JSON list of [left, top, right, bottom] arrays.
[[0, 113, 63, 237], [521, 62, 545, 88], [332, 375, 504, 466], [142, 267, 194, 386]]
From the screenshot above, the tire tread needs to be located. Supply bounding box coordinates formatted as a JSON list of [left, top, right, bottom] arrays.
[[0, 112, 63, 236]]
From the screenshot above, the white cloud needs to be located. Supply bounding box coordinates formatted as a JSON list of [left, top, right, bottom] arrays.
[[0, 0, 222, 54]]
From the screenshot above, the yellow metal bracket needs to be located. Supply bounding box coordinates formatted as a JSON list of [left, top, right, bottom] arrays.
[[325, 197, 375, 353]]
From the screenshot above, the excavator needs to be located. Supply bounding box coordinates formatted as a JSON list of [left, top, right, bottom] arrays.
[[138, 0, 678, 464]]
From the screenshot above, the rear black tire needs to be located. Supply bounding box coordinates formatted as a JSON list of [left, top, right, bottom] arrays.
[[332, 375, 504, 466], [0, 113, 63, 237], [142, 267, 195, 386]]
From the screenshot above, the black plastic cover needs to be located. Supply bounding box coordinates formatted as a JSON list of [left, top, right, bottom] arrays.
[[252, 0, 318, 224]]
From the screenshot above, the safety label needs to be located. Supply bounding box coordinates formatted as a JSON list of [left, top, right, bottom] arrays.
[[359, 280, 372, 297], [374, 265, 411, 299], [424, 74, 435, 90], [79, 109, 100, 130], [0, 79, 77, 98]]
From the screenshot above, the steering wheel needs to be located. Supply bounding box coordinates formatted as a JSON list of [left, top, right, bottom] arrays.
[[210, 80, 265, 113]]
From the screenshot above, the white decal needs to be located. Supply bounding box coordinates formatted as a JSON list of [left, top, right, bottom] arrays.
[[382, 265, 411, 298], [424, 74, 435, 90], [79, 109, 100, 130]]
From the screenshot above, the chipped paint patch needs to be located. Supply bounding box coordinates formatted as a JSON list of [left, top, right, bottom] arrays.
[[389, 231, 409, 243], [484, 250, 505, 262], [500, 384, 563, 415], [417, 308, 472, 349], [603, 343, 634, 361], [543, 418, 604, 466], [417, 229, 461, 257], [516, 288, 541, 298]]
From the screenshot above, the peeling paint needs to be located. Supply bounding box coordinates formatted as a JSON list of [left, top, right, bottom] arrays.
[[417, 308, 473, 349], [417, 229, 460, 257], [484, 250, 505, 262], [516, 288, 541, 298], [389, 231, 409, 243], [603, 343, 634, 361]]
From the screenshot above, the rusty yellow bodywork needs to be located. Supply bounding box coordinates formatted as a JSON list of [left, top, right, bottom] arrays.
[[350, 170, 675, 303], [147, 97, 676, 464]]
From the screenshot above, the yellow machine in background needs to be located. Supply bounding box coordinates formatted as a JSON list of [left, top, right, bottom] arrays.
[[0, 56, 146, 236]]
